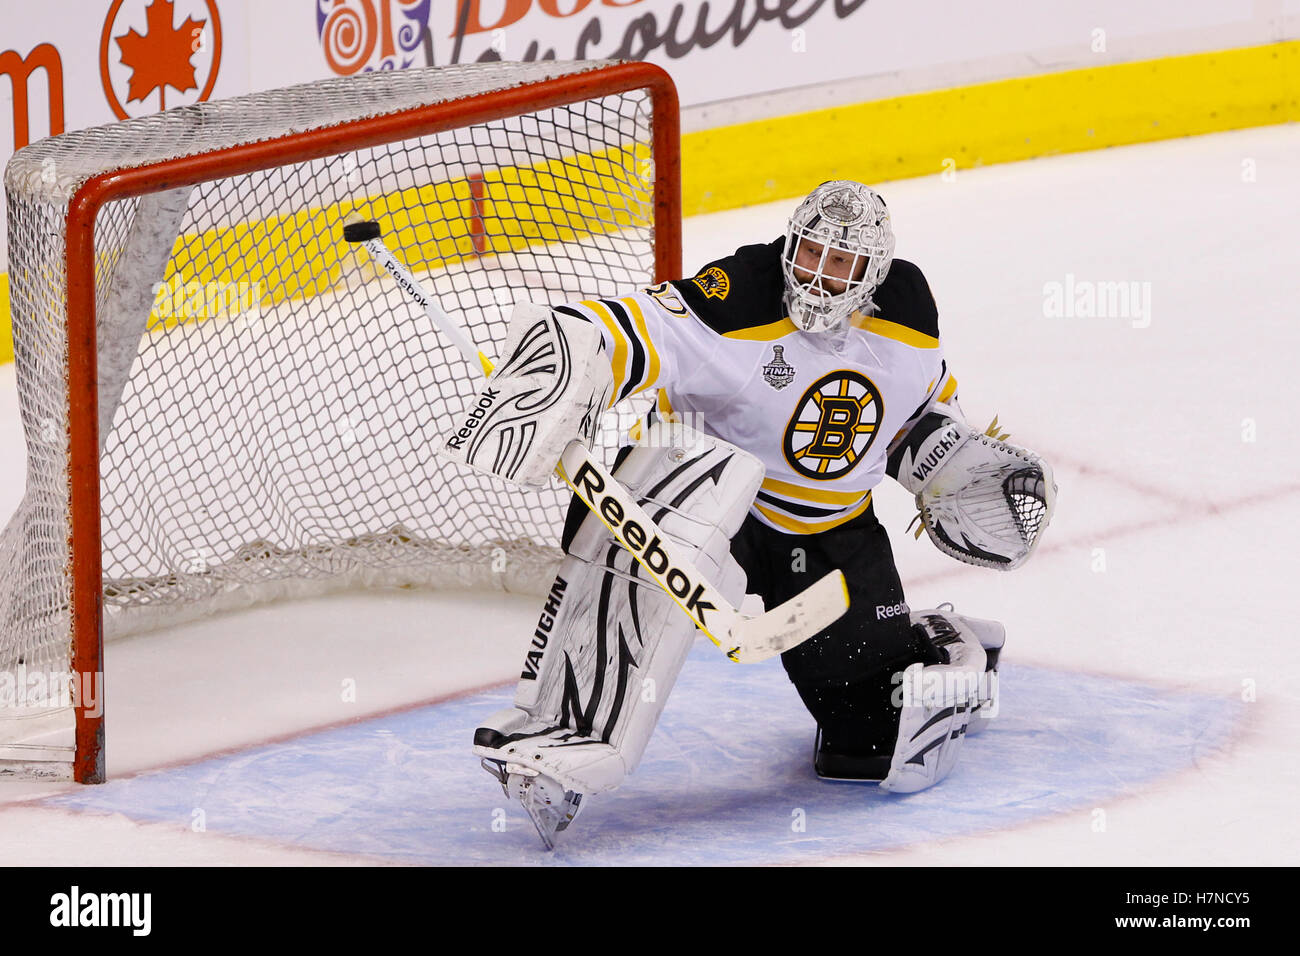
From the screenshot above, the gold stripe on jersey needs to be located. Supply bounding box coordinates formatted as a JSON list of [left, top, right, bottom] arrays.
[[580, 300, 631, 400], [628, 389, 678, 442], [761, 475, 866, 505], [756, 490, 874, 534], [851, 314, 940, 349], [722, 318, 799, 341], [622, 296, 662, 394]]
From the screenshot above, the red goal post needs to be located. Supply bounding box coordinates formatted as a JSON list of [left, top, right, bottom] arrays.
[[0, 60, 681, 783]]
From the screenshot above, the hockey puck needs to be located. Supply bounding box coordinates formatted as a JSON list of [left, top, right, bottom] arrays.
[[343, 220, 381, 243]]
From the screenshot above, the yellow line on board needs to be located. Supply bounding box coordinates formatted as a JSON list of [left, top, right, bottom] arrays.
[[0, 273, 10, 365], [0, 140, 653, 354], [3, 40, 1296, 366], [681, 40, 1300, 215]]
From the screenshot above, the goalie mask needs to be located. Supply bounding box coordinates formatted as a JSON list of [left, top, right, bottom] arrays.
[[781, 181, 895, 334]]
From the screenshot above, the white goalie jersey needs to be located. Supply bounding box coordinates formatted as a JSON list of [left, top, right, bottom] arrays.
[[554, 238, 960, 536]]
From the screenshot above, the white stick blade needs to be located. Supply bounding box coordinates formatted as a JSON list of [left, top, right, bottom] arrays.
[[731, 570, 849, 664]]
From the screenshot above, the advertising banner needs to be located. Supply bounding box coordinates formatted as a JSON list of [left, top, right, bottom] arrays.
[[1, 0, 1296, 277]]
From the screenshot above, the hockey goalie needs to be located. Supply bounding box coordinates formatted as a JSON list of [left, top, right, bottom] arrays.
[[446, 181, 1057, 847]]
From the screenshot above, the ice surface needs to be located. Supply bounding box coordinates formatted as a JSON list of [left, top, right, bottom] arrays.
[[42, 651, 1242, 866], [1, 123, 1297, 864]]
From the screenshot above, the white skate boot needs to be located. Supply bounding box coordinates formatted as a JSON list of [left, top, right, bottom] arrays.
[[481, 758, 584, 851]]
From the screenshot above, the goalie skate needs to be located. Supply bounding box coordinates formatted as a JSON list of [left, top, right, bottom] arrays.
[[482, 759, 584, 851]]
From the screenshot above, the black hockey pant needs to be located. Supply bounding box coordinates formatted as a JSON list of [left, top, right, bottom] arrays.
[[729, 503, 942, 758]]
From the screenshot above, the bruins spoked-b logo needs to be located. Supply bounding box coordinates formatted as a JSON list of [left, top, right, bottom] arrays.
[[783, 371, 883, 479]]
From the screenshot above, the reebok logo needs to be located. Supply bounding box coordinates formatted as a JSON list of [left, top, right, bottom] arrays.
[[446, 388, 500, 449], [569, 461, 716, 628], [876, 601, 909, 620], [374, 240, 431, 310]]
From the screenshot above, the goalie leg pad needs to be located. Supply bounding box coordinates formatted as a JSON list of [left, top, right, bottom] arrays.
[[474, 421, 763, 794], [814, 608, 1004, 782], [878, 609, 990, 793], [955, 611, 1004, 734]]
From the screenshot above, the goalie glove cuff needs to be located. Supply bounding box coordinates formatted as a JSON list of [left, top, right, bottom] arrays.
[[887, 408, 974, 496]]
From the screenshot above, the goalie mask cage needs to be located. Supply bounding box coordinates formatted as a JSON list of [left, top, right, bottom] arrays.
[[0, 60, 680, 783]]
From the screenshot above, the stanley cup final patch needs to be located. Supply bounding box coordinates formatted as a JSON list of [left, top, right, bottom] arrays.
[[762, 344, 797, 390]]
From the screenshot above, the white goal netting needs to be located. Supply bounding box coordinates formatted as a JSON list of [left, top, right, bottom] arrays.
[[0, 61, 671, 772]]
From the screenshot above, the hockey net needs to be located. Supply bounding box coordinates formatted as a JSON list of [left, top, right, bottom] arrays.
[[0, 60, 679, 781]]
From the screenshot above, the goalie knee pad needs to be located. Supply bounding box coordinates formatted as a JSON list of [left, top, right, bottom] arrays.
[[474, 421, 763, 794]]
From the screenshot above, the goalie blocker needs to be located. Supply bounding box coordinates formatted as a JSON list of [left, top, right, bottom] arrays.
[[442, 303, 613, 488]]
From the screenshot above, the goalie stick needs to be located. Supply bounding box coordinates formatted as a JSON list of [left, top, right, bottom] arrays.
[[341, 219, 848, 663]]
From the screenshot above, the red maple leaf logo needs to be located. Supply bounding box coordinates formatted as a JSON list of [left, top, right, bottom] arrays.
[[115, 0, 206, 107]]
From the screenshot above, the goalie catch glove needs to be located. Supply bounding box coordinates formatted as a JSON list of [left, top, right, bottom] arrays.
[[887, 406, 1056, 570], [442, 303, 613, 487]]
